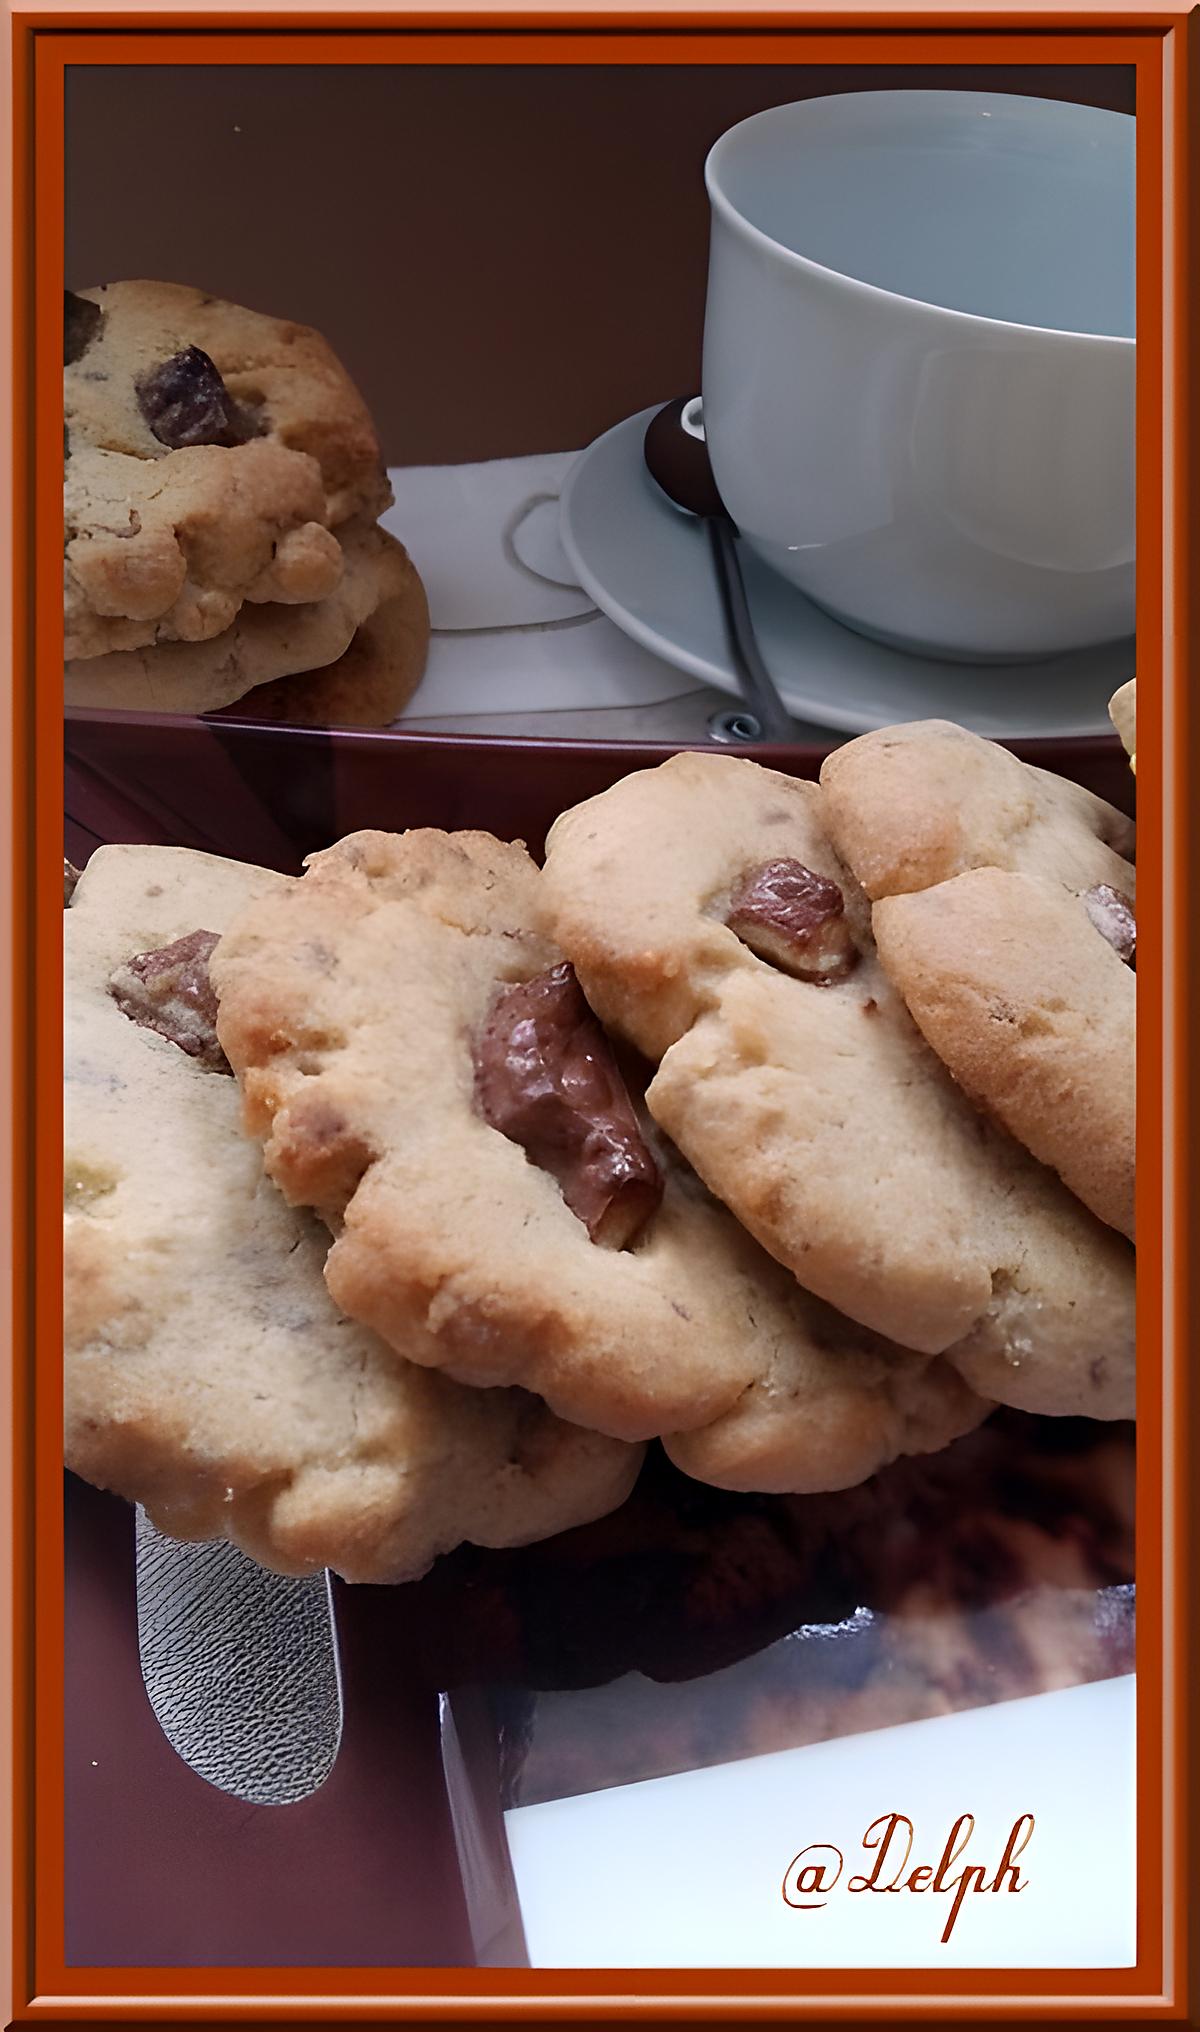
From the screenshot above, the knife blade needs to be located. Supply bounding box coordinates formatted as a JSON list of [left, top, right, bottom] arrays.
[[134, 1506, 343, 1806]]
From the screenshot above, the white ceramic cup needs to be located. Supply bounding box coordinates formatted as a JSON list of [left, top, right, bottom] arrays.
[[702, 91, 1135, 663]]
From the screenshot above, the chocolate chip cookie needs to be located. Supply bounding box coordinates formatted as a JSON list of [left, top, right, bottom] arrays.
[[211, 827, 983, 1486], [819, 719, 1134, 901], [872, 869, 1135, 1238], [542, 752, 1135, 1419], [65, 521, 424, 718], [65, 440, 345, 661], [821, 722, 1136, 1237], [64, 281, 391, 656], [217, 570, 431, 728], [65, 844, 641, 1581]]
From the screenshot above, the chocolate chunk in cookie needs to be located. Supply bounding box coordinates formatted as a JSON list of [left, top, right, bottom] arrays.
[[727, 859, 858, 982], [135, 346, 255, 450], [476, 962, 663, 1249], [109, 927, 227, 1070], [1083, 884, 1136, 966]]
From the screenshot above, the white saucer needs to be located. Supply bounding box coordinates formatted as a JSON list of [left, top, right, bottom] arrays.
[[558, 406, 1134, 738]]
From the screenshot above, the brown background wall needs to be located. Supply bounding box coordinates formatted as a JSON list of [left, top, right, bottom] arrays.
[[66, 63, 1135, 466]]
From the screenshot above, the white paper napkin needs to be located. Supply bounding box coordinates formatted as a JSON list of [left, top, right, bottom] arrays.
[[403, 610, 713, 720], [381, 452, 594, 631]]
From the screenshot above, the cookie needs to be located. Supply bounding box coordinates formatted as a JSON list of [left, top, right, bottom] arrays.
[[542, 752, 1135, 1419], [661, 1288, 984, 1495], [220, 577, 430, 728], [1109, 679, 1136, 770], [821, 722, 1135, 1237], [211, 827, 983, 1484], [64, 282, 391, 659], [872, 868, 1135, 1237], [819, 719, 1135, 902], [65, 844, 642, 1582], [64, 522, 424, 717], [65, 282, 390, 523], [65, 441, 344, 661]]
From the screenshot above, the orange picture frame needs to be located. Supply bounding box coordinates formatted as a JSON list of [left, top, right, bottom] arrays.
[[5, 3, 1196, 2020]]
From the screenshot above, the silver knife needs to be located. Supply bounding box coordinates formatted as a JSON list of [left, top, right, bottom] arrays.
[[134, 1507, 343, 1806]]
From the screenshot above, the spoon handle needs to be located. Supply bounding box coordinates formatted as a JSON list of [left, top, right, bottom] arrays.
[[707, 519, 795, 743]]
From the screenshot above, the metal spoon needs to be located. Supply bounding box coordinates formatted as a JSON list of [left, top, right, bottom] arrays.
[[643, 396, 794, 745]]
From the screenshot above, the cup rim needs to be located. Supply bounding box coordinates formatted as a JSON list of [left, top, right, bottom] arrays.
[[704, 89, 1135, 350]]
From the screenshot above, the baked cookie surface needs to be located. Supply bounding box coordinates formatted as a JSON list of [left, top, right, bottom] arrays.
[[542, 752, 1134, 1419], [872, 868, 1135, 1237], [819, 719, 1135, 900], [821, 722, 1136, 1237], [64, 282, 391, 657], [65, 843, 642, 1582], [64, 440, 344, 662], [64, 522, 422, 717], [65, 281, 390, 518], [219, 576, 430, 728], [211, 827, 983, 1485], [1108, 679, 1137, 770]]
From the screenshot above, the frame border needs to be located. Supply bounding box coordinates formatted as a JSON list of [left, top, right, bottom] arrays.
[[6, 8, 1195, 2021]]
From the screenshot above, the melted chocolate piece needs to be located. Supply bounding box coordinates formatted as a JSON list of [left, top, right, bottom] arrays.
[[135, 346, 255, 450], [727, 858, 858, 982], [475, 962, 663, 1248], [1083, 883, 1136, 966], [64, 290, 102, 366], [108, 928, 229, 1071]]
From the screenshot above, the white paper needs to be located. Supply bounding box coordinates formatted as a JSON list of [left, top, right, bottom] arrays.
[[381, 453, 594, 630], [402, 610, 710, 720], [503, 1675, 1135, 1969]]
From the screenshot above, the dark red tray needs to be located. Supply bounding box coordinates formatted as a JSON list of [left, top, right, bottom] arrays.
[[63, 712, 1134, 1970], [64, 709, 1134, 873]]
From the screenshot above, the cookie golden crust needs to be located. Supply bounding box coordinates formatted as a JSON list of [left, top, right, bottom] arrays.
[[541, 752, 1134, 1419], [1108, 679, 1136, 771], [212, 827, 985, 1484], [873, 869, 1135, 1239], [65, 844, 642, 1582], [64, 281, 392, 659], [820, 722, 1136, 1240], [819, 719, 1135, 902], [64, 441, 344, 661], [222, 573, 430, 728], [64, 523, 422, 717], [662, 1285, 985, 1495], [65, 281, 390, 526]]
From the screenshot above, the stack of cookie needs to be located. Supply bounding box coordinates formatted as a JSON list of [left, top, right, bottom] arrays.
[[64, 721, 1136, 1585], [63, 282, 429, 727]]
